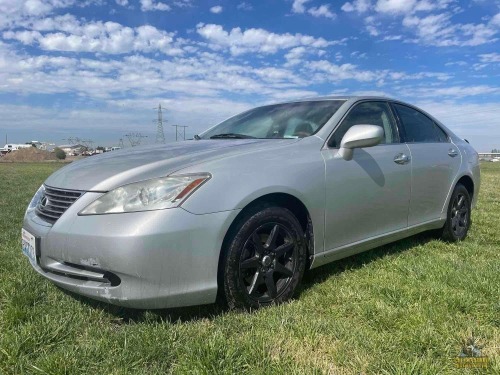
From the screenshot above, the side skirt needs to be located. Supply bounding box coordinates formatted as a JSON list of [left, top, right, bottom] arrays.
[[309, 219, 445, 269]]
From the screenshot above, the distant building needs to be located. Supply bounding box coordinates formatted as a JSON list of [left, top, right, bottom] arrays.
[[40, 142, 56, 152], [58, 144, 85, 155], [25, 141, 56, 151], [478, 152, 500, 161]]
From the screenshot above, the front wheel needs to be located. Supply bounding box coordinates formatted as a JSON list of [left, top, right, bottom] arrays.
[[222, 205, 307, 310], [440, 183, 471, 242]]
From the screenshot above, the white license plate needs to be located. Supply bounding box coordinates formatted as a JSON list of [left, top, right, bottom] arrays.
[[22, 228, 37, 263]]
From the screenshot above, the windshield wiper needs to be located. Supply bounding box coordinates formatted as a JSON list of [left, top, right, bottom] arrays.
[[209, 133, 256, 139]]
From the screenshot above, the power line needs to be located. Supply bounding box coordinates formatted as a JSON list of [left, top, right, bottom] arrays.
[[125, 133, 147, 147]]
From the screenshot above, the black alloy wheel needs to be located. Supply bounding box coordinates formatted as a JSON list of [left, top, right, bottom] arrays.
[[239, 223, 297, 302], [450, 193, 469, 238], [440, 183, 471, 242], [222, 205, 307, 309]]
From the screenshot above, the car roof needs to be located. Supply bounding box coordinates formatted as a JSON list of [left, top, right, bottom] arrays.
[[269, 95, 399, 106]]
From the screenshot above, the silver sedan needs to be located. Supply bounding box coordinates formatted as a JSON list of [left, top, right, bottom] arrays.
[[22, 96, 480, 309]]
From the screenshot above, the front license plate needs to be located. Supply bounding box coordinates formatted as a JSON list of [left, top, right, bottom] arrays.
[[22, 228, 37, 263]]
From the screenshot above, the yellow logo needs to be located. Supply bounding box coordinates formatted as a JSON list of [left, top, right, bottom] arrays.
[[455, 332, 490, 369]]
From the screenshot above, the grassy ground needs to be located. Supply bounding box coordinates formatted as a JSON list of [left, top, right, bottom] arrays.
[[0, 162, 498, 374]]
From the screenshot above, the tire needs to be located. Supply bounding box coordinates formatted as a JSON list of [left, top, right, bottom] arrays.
[[222, 205, 307, 310], [440, 183, 472, 242]]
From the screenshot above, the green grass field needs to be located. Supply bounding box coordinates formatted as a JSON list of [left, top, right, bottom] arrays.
[[0, 162, 498, 374]]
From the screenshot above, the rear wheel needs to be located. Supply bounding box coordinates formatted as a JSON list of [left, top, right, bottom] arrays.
[[440, 184, 471, 242], [222, 205, 306, 310]]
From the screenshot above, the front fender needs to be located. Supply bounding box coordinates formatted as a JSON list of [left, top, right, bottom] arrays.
[[177, 138, 327, 254]]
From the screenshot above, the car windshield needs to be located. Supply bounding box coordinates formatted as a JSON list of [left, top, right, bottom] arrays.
[[200, 100, 345, 140]]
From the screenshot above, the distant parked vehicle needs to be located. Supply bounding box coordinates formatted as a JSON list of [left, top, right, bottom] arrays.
[[104, 147, 121, 152], [2, 144, 33, 152], [492, 158, 500, 162], [22, 96, 480, 310]]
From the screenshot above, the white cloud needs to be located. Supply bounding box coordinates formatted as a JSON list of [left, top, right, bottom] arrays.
[[308, 5, 336, 19], [416, 0, 455, 12], [0, 40, 306, 100], [403, 85, 499, 98], [284, 46, 307, 66], [237, 2, 252, 11], [210, 5, 223, 14], [3, 17, 184, 55], [444, 60, 467, 67], [196, 23, 332, 55], [292, 0, 334, 19], [479, 53, 500, 63], [364, 15, 380, 36], [307, 59, 452, 84], [0, 0, 94, 29], [292, 0, 311, 14], [342, 0, 498, 46], [115, 0, 128, 6], [402, 12, 499, 46], [375, 0, 416, 14], [341, 0, 371, 13], [140, 0, 170, 12], [381, 34, 402, 40], [343, 0, 454, 15], [307, 60, 379, 82], [351, 51, 367, 58]]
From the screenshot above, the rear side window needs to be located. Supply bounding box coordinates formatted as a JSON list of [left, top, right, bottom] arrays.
[[393, 104, 448, 143]]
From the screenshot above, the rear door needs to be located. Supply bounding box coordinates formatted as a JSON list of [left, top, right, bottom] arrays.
[[391, 103, 461, 226]]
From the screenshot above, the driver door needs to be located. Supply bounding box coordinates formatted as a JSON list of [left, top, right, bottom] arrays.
[[321, 101, 411, 251]]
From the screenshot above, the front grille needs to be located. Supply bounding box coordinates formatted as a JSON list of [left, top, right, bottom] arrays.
[[35, 186, 84, 224]]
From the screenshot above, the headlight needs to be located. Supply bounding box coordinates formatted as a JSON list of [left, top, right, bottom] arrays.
[[26, 185, 45, 213], [79, 173, 211, 215]]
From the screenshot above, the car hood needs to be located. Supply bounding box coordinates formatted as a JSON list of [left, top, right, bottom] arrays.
[[45, 139, 298, 191]]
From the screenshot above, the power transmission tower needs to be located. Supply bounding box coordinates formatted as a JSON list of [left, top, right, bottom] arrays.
[[172, 125, 188, 141], [125, 133, 147, 147], [155, 103, 166, 144], [118, 138, 124, 148]]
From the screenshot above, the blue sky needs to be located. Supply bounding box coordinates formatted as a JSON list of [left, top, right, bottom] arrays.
[[0, 0, 499, 150]]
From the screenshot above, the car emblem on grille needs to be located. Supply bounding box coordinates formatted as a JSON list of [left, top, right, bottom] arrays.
[[40, 196, 48, 207]]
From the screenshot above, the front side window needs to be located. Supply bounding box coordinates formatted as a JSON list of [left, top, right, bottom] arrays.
[[392, 103, 448, 143], [201, 100, 344, 139], [328, 101, 398, 148]]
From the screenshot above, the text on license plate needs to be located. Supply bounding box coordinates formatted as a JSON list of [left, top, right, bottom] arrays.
[[22, 228, 37, 263]]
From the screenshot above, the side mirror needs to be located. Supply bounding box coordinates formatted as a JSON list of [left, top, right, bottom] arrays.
[[338, 124, 384, 161]]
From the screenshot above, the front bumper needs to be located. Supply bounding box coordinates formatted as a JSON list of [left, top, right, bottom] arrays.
[[23, 191, 240, 309]]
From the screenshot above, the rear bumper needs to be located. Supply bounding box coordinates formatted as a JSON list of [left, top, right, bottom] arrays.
[[23, 192, 240, 309]]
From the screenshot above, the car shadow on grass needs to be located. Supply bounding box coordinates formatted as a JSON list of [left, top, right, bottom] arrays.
[[58, 232, 436, 324]]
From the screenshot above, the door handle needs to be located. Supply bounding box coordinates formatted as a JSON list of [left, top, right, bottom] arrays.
[[394, 153, 410, 165], [448, 148, 459, 157]]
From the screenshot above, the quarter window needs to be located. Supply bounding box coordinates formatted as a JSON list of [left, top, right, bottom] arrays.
[[393, 104, 448, 143], [329, 101, 398, 148]]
